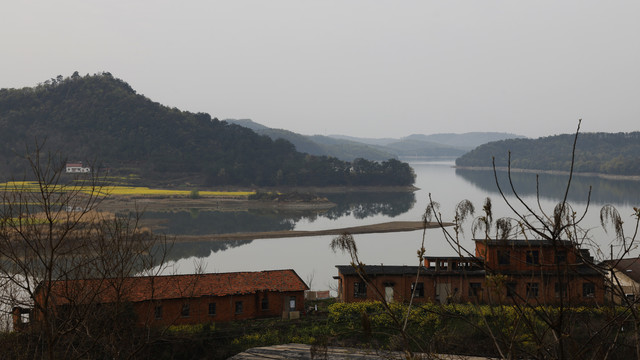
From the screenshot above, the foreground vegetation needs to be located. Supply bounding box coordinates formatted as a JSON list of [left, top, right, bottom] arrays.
[[5, 300, 635, 359]]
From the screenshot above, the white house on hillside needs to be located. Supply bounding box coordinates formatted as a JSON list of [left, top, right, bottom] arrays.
[[65, 162, 91, 173]]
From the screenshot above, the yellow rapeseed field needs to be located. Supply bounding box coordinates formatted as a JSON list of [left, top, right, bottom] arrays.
[[0, 181, 254, 198]]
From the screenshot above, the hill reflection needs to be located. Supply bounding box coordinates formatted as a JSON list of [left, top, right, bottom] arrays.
[[322, 191, 416, 219], [455, 168, 640, 207], [143, 191, 416, 261]]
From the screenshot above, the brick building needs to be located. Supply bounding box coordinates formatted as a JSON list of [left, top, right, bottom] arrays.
[[18, 270, 308, 329], [473, 239, 605, 304], [336, 239, 604, 305]]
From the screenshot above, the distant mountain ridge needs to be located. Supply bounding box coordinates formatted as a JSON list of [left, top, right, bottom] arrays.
[[227, 119, 525, 161], [225, 119, 397, 161]]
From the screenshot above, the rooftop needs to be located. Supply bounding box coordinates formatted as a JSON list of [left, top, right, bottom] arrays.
[[474, 239, 576, 247], [41, 270, 309, 305], [602, 258, 640, 283], [336, 265, 425, 276]]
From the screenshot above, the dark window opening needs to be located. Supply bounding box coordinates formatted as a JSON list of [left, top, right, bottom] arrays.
[[354, 282, 367, 298], [411, 282, 425, 297], [235, 301, 243, 314], [469, 282, 482, 297], [556, 250, 567, 264], [583, 283, 595, 298], [261, 295, 269, 310], [555, 282, 567, 297], [154, 306, 162, 319], [506, 282, 517, 297], [208, 302, 216, 316], [526, 251, 540, 265], [498, 250, 510, 265], [181, 304, 190, 317], [526, 283, 539, 298]]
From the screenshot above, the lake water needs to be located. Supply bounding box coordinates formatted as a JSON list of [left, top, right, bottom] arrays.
[[151, 161, 640, 292]]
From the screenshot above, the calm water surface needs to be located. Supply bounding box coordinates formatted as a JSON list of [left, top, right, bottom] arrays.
[[157, 161, 640, 292]]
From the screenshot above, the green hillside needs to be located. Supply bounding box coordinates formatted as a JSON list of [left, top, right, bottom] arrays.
[[456, 132, 640, 176], [0, 73, 415, 187]]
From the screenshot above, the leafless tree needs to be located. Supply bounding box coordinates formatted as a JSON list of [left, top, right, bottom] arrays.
[[424, 120, 640, 359], [332, 121, 640, 359], [0, 145, 171, 359]]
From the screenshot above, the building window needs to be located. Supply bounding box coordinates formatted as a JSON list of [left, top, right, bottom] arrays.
[[261, 295, 269, 310], [235, 301, 243, 314], [583, 283, 595, 298], [497, 250, 510, 265], [506, 282, 517, 297], [354, 281, 367, 298], [154, 305, 162, 319], [289, 297, 297, 310], [181, 304, 190, 317], [411, 282, 425, 297], [555, 250, 567, 264], [555, 282, 567, 298], [526, 251, 539, 265], [208, 302, 216, 316], [526, 283, 539, 298], [469, 283, 482, 297]]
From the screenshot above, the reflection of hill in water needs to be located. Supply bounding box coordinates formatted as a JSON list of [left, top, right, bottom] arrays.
[[141, 210, 299, 236], [161, 239, 253, 263], [456, 168, 640, 207], [144, 191, 416, 261], [322, 192, 416, 219]]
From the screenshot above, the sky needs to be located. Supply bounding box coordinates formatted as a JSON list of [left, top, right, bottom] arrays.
[[2, 1, 639, 139]]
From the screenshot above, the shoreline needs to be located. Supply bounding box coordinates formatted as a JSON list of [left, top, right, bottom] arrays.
[[171, 220, 451, 243], [454, 166, 640, 181], [95, 185, 419, 212], [255, 185, 420, 193], [99, 197, 337, 212]]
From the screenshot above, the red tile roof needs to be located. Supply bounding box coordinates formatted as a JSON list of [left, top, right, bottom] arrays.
[[41, 270, 308, 305]]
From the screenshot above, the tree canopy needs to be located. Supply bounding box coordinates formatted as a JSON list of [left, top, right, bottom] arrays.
[[0, 73, 415, 187], [456, 132, 640, 176]]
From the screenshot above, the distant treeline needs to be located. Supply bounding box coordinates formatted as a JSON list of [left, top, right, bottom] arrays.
[[0, 73, 415, 187], [456, 132, 640, 176]]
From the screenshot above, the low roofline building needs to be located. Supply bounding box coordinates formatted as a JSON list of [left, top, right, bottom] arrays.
[[20, 269, 308, 330]]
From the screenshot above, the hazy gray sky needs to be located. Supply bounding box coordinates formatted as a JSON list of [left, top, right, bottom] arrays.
[[2, 1, 638, 139]]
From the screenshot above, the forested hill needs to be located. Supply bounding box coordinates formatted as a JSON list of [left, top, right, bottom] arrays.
[[0, 73, 415, 187], [456, 132, 640, 176]]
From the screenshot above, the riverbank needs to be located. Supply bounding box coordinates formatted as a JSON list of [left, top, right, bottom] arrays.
[[172, 220, 451, 243], [96, 184, 419, 212], [455, 166, 640, 181], [257, 185, 419, 193], [98, 196, 336, 212]]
